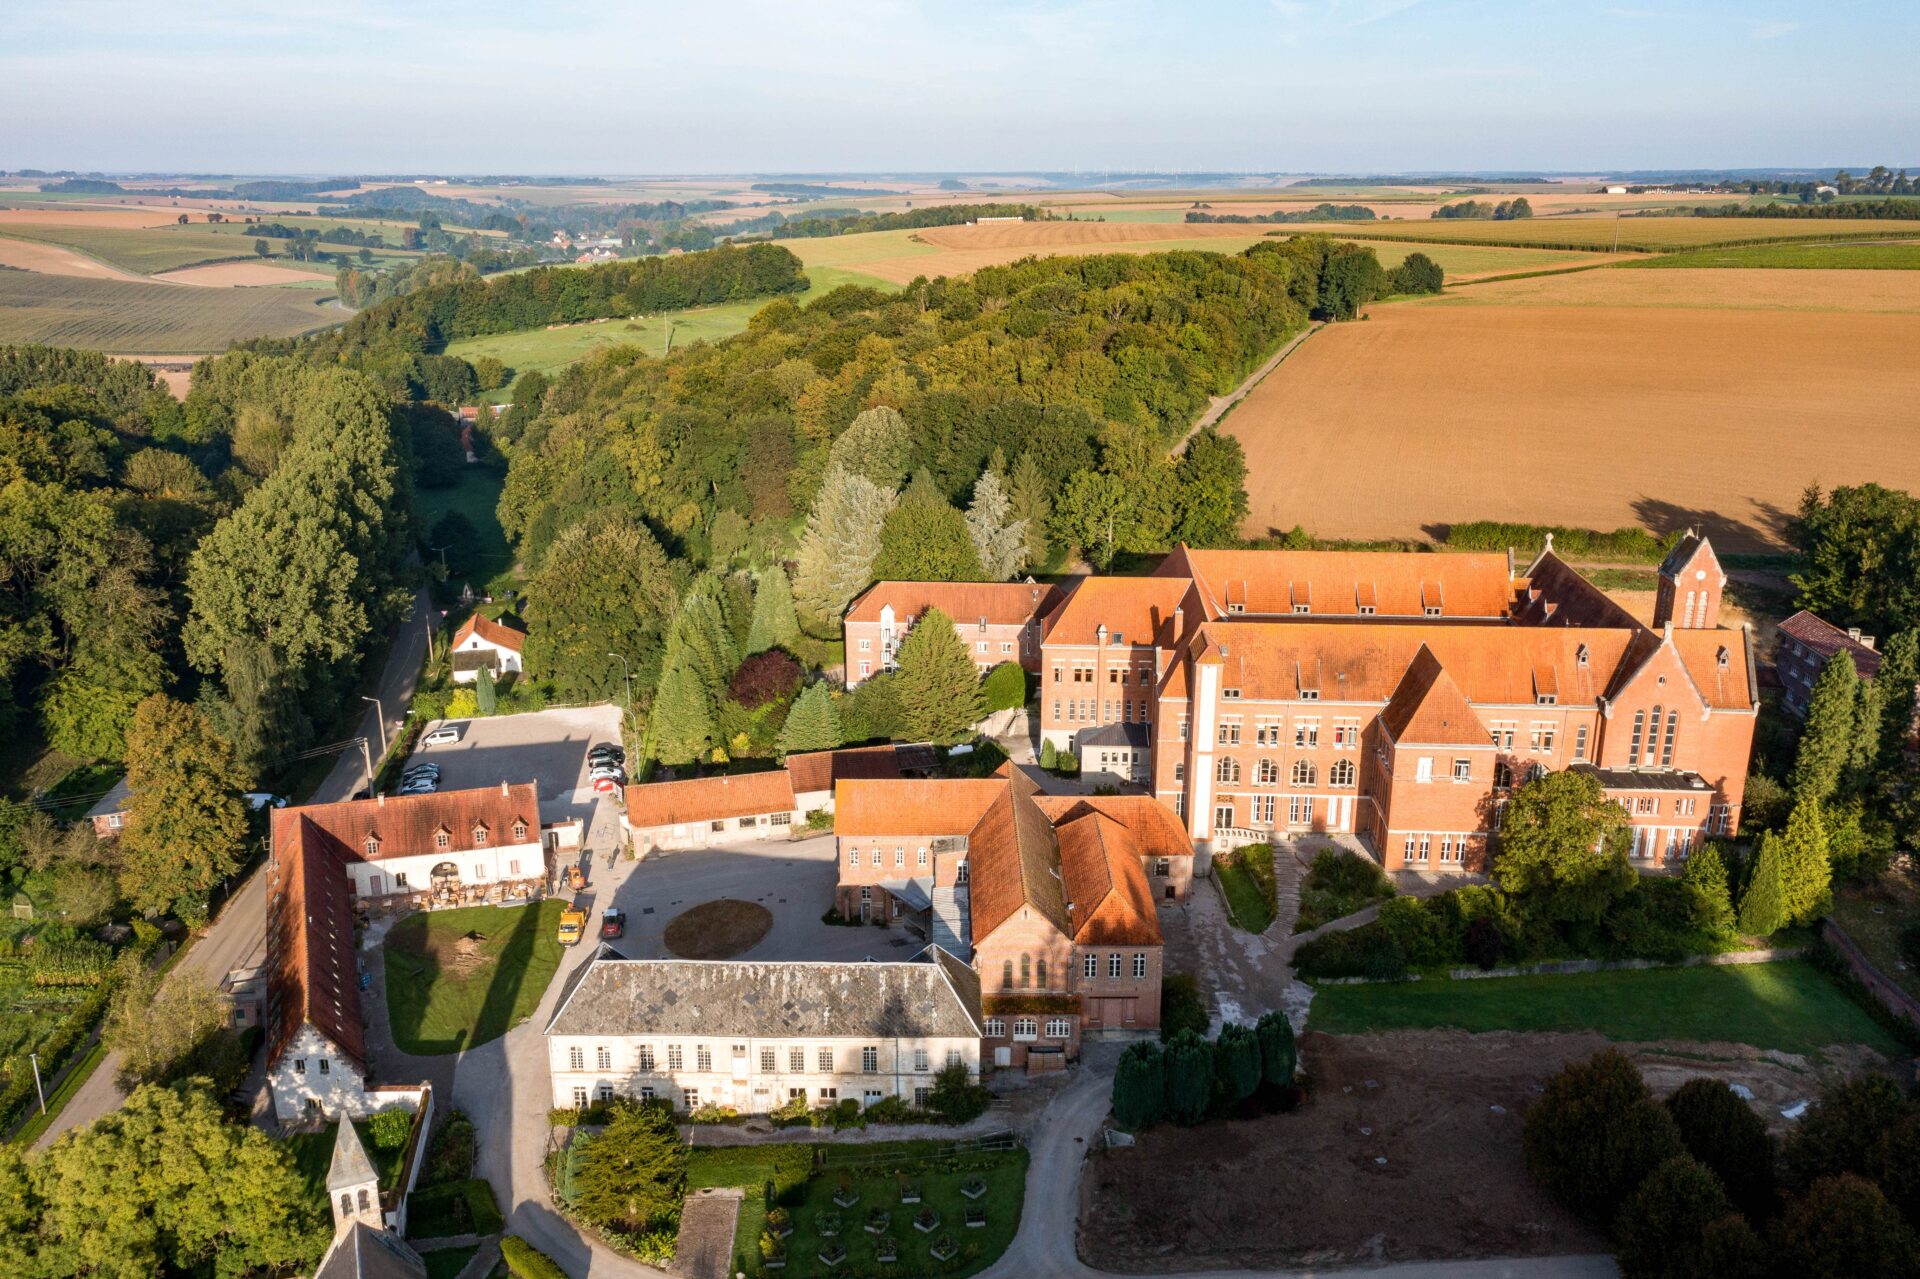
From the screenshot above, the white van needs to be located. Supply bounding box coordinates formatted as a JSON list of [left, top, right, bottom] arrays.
[[422, 725, 462, 746]]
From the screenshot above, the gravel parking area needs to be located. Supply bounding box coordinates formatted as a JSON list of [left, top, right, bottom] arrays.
[[409, 705, 623, 824]]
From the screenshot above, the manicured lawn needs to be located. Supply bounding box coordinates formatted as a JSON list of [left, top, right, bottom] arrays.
[[283, 1119, 408, 1209], [384, 901, 567, 1055], [423, 1245, 480, 1279], [1214, 856, 1274, 933], [1307, 959, 1903, 1058], [686, 1139, 1027, 1279], [413, 468, 516, 595]]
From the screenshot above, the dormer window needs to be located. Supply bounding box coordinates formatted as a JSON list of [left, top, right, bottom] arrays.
[[512, 819, 528, 841], [1299, 689, 1320, 701], [363, 834, 380, 857], [472, 823, 489, 847], [435, 828, 450, 850], [977, 616, 988, 633], [1292, 604, 1310, 615], [1222, 687, 1241, 699], [1576, 645, 1590, 668], [1716, 647, 1730, 670], [1111, 633, 1124, 645], [1227, 603, 1245, 615], [1423, 605, 1442, 617], [1536, 694, 1557, 705]]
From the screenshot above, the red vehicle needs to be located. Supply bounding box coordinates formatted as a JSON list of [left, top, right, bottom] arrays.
[[601, 908, 626, 940], [592, 774, 622, 795]]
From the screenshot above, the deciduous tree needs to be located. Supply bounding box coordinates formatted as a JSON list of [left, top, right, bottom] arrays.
[[1173, 429, 1249, 548], [118, 694, 247, 922], [1665, 1078, 1773, 1217], [522, 509, 679, 704], [1492, 769, 1635, 926], [1612, 1154, 1735, 1279], [1523, 1049, 1682, 1227]]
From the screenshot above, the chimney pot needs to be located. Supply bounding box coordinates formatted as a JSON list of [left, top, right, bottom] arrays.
[[501, 779, 509, 796]]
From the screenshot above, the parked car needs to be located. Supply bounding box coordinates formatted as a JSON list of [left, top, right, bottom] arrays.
[[557, 905, 587, 946], [600, 908, 625, 940], [397, 779, 436, 795], [588, 765, 625, 783], [422, 726, 461, 746], [592, 775, 622, 795], [400, 767, 439, 783], [243, 792, 287, 811], [588, 744, 625, 764]]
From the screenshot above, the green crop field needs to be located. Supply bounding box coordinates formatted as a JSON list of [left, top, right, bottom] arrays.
[[447, 264, 898, 382], [0, 271, 343, 352], [785, 228, 939, 268], [1280, 216, 1920, 253], [0, 224, 265, 273], [1627, 239, 1920, 269]]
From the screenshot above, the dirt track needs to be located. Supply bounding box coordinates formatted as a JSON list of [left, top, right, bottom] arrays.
[[1080, 1029, 1884, 1272]]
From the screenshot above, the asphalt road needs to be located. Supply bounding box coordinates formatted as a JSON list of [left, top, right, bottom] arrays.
[[34, 583, 434, 1149]]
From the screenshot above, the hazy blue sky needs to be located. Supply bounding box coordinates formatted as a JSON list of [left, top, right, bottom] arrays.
[[4, 0, 1915, 174]]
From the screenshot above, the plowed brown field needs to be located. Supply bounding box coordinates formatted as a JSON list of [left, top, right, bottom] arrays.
[[1223, 277, 1920, 551], [1455, 265, 1920, 312]]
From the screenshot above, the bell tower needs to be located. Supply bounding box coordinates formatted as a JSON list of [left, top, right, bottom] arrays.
[[1654, 531, 1724, 630], [328, 1114, 383, 1236]]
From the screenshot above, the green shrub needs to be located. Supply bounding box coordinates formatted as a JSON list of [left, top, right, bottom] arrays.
[[1444, 521, 1679, 563], [926, 1062, 991, 1124], [980, 662, 1027, 712], [1375, 895, 1451, 966], [1039, 740, 1057, 770], [1211, 1023, 1261, 1109], [425, 1109, 476, 1185], [863, 1096, 920, 1125], [1162, 1029, 1213, 1125], [1112, 1040, 1165, 1130], [1255, 1010, 1296, 1088], [500, 1235, 570, 1279], [1775, 1174, 1919, 1279], [1523, 1049, 1683, 1227], [1297, 849, 1395, 931], [367, 1107, 413, 1152], [1293, 922, 1408, 980], [1055, 750, 1078, 776], [1665, 1078, 1774, 1217], [1612, 1154, 1735, 1279], [1158, 972, 1209, 1040]]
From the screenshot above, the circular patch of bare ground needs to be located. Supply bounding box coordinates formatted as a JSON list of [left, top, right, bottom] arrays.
[[664, 899, 773, 960]]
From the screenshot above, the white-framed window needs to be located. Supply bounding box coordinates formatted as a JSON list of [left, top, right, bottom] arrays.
[[696, 1045, 712, 1071], [818, 1047, 834, 1072], [1295, 721, 1319, 747], [1012, 1018, 1038, 1041], [596, 1046, 612, 1071], [1330, 759, 1355, 788], [1253, 795, 1275, 824], [596, 1082, 614, 1103], [984, 1018, 1006, 1038], [1132, 953, 1147, 979], [571, 1086, 588, 1108], [683, 1087, 700, 1109], [1108, 952, 1123, 978], [668, 1044, 684, 1070], [1288, 796, 1312, 826], [914, 1086, 932, 1106], [1574, 724, 1589, 761], [894, 845, 905, 867], [1214, 802, 1235, 830], [1452, 758, 1471, 783], [1256, 758, 1279, 785], [760, 1047, 776, 1072], [1083, 953, 1098, 978], [569, 1047, 584, 1070], [862, 1046, 879, 1073], [1044, 1018, 1072, 1039], [914, 1048, 930, 1073], [638, 1045, 655, 1071], [946, 1049, 963, 1069], [1415, 756, 1434, 784], [1292, 760, 1317, 787], [1217, 756, 1240, 784]]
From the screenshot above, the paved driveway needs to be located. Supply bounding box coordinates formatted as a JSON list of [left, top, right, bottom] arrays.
[[410, 705, 623, 826]]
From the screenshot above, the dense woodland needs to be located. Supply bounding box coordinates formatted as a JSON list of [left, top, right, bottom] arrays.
[[769, 203, 1046, 238], [1432, 197, 1533, 219], [1184, 203, 1377, 223]]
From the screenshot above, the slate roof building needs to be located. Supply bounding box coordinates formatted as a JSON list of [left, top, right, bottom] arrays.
[[543, 948, 983, 1113], [1775, 610, 1886, 717]]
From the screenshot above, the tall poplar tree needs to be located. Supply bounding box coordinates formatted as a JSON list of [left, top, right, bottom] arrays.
[[1790, 652, 1860, 808]]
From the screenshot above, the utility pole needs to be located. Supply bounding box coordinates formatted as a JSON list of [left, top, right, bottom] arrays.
[[361, 695, 386, 757], [357, 736, 375, 793], [29, 1052, 44, 1114], [607, 652, 634, 738]]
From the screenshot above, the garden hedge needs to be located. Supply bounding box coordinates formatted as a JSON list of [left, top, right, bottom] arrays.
[[500, 1235, 569, 1279]]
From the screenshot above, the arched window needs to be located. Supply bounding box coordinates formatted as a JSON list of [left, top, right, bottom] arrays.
[[1329, 759, 1355, 788], [1216, 757, 1240, 784], [357, 1189, 370, 1211], [1257, 758, 1279, 785], [1001, 959, 1013, 989], [1036, 958, 1047, 988], [340, 1194, 353, 1218], [1646, 706, 1662, 764], [1661, 713, 1678, 767], [1019, 954, 1032, 988], [1527, 762, 1547, 782], [1495, 761, 1513, 789], [1291, 760, 1317, 787]]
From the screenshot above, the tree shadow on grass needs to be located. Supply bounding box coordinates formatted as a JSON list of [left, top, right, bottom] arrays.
[[386, 901, 558, 1056]]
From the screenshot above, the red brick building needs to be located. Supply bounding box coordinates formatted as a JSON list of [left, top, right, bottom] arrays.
[[843, 581, 1060, 686], [1027, 534, 1756, 872], [1775, 610, 1884, 717], [833, 770, 1186, 1068]]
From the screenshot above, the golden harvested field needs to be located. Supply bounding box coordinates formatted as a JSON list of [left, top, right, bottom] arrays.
[[1223, 278, 1920, 551], [0, 208, 184, 229], [153, 261, 337, 287], [1297, 216, 1920, 252], [0, 237, 145, 280], [1449, 265, 1920, 313]]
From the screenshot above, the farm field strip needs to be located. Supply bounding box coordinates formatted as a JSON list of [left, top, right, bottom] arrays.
[[0, 271, 343, 353], [1627, 239, 1920, 269], [1282, 215, 1920, 251], [1221, 288, 1920, 551], [1441, 265, 1920, 312]]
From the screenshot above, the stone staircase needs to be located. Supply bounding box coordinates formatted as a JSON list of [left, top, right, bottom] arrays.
[[1271, 843, 1306, 937], [930, 886, 971, 960]]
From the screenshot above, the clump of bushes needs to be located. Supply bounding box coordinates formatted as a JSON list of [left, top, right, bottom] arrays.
[[1295, 848, 1395, 933], [1526, 1052, 1920, 1279], [425, 1108, 476, 1184], [500, 1235, 570, 1279], [366, 1107, 413, 1152], [980, 662, 1027, 712], [1113, 1010, 1297, 1131], [1444, 522, 1682, 563]]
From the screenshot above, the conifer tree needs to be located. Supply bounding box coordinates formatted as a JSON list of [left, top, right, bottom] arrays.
[[1790, 651, 1859, 808], [474, 665, 498, 715], [1873, 630, 1918, 772], [1680, 841, 1736, 938], [1212, 1022, 1261, 1108], [825, 406, 914, 489], [1775, 801, 1833, 925], [775, 682, 842, 756], [1008, 450, 1052, 573], [744, 565, 801, 657], [1845, 677, 1886, 797], [964, 465, 1027, 581], [1255, 1009, 1297, 1088], [1112, 1040, 1166, 1131], [1162, 1029, 1213, 1126], [1736, 832, 1787, 936], [893, 607, 986, 743], [793, 466, 895, 631], [873, 476, 983, 583], [648, 660, 715, 767]]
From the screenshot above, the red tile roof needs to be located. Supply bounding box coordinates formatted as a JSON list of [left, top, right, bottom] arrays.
[[1055, 811, 1162, 946], [1776, 611, 1883, 680], [265, 823, 364, 1070], [1045, 575, 1195, 647], [1380, 646, 1490, 746], [833, 778, 1004, 837], [272, 784, 541, 861], [965, 771, 1069, 942], [846, 581, 1059, 627], [452, 613, 525, 654], [625, 771, 796, 829], [1166, 546, 1515, 619], [1030, 795, 1191, 862]]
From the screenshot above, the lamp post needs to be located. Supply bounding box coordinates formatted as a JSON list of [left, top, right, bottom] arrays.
[[606, 652, 634, 737], [360, 695, 386, 758], [29, 1052, 45, 1114], [357, 736, 375, 794]]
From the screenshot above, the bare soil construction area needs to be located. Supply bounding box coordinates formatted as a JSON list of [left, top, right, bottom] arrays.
[[1080, 1029, 1879, 1272], [1224, 286, 1920, 550]]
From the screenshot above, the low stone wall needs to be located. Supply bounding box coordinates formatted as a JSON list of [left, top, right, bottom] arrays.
[[1314, 946, 1806, 986], [1819, 919, 1920, 1034]]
